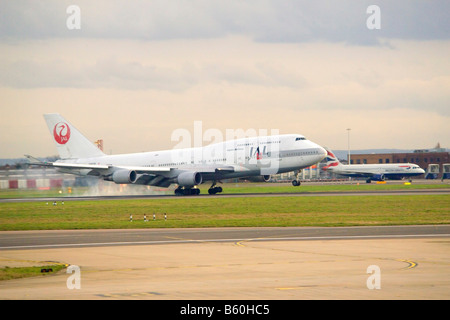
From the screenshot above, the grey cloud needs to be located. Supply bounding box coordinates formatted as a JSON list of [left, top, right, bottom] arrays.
[[0, 0, 449, 45], [0, 58, 194, 91], [0, 57, 307, 91], [0, 59, 85, 88]]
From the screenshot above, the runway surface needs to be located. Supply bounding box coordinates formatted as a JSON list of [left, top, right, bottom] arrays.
[[1, 187, 449, 203], [1, 225, 449, 250]]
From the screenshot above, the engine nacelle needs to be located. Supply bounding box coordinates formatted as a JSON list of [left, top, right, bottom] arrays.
[[245, 175, 271, 182], [112, 170, 137, 184], [177, 171, 202, 187], [371, 174, 385, 181]]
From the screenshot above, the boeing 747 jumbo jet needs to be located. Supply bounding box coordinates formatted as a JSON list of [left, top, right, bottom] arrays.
[[27, 114, 327, 195], [323, 148, 425, 183]]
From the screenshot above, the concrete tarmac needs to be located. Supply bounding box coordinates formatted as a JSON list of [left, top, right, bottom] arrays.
[[0, 227, 449, 299]]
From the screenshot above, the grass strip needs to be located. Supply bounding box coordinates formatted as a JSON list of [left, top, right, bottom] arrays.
[[0, 264, 67, 281], [0, 194, 448, 230]]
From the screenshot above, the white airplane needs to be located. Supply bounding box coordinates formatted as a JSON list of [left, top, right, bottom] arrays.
[[27, 114, 327, 195], [322, 148, 425, 183]]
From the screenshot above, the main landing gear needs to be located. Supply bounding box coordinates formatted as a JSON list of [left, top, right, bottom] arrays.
[[292, 169, 302, 187], [174, 186, 200, 196], [174, 183, 224, 196], [208, 182, 223, 195]]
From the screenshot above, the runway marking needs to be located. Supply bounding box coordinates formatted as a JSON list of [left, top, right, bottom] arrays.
[[397, 259, 418, 269], [97, 291, 163, 298], [276, 286, 317, 291], [234, 234, 305, 248], [234, 241, 246, 247], [1, 234, 449, 250]]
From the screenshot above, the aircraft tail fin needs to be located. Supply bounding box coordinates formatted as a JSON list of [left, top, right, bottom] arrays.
[[322, 148, 342, 170], [44, 113, 106, 159]]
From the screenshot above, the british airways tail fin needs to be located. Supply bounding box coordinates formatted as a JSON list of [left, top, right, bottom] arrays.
[[322, 148, 342, 170], [44, 113, 105, 159]]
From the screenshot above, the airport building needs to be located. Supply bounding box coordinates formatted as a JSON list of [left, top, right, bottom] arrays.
[[0, 166, 76, 190]]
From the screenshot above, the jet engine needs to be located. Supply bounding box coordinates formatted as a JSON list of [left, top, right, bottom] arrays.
[[244, 175, 271, 182], [112, 170, 137, 184], [177, 171, 202, 187], [371, 174, 385, 181]]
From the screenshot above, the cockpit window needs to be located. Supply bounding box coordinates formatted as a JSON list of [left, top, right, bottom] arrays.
[[295, 137, 306, 141]]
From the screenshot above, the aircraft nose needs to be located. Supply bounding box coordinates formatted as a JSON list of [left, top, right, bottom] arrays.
[[319, 146, 327, 158], [316, 145, 327, 161]]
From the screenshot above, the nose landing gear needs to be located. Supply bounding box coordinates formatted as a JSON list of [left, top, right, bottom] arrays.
[[292, 169, 302, 187], [292, 180, 301, 186]]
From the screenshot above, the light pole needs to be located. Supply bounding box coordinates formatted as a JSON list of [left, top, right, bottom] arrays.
[[347, 128, 351, 164]]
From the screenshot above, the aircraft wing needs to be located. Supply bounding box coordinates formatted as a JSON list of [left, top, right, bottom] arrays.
[[26, 156, 171, 176], [334, 167, 383, 178], [175, 165, 235, 173], [26, 155, 235, 186], [26, 155, 233, 173], [133, 164, 235, 187], [340, 170, 373, 176], [52, 162, 110, 170], [105, 165, 171, 173]]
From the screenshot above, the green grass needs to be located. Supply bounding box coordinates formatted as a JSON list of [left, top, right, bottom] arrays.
[[213, 182, 450, 194], [0, 264, 67, 281], [0, 194, 448, 230]]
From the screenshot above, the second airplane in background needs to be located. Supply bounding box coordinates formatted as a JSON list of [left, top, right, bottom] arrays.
[[323, 148, 425, 183]]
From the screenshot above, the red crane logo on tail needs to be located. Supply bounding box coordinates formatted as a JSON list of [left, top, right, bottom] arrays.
[[53, 122, 71, 144]]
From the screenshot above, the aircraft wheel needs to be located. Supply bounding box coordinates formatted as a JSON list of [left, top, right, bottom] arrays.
[[208, 187, 222, 195], [292, 180, 301, 186]]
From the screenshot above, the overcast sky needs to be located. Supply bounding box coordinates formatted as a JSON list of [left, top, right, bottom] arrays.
[[0, 0, 449, 158]]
